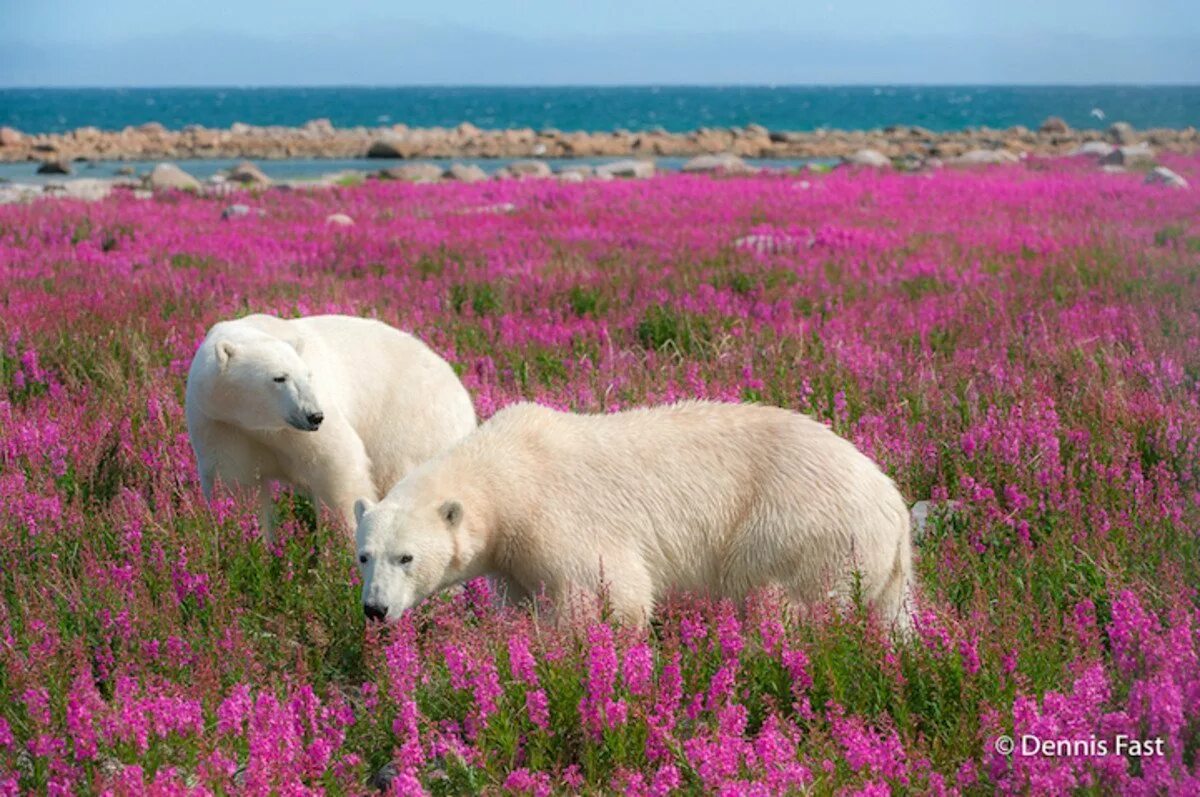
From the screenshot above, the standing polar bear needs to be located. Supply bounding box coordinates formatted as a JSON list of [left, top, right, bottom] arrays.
[[186, 314, 476, 541], [354, 401, 913, 631]]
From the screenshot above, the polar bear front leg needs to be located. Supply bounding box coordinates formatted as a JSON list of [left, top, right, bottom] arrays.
[[301, 418, 379, 532]]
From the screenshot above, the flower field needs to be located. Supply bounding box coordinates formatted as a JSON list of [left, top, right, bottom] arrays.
[[2, 158, 1199, 795]]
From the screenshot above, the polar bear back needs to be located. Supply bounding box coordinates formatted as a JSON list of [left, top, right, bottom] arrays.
[[466, 401, 909, 607]]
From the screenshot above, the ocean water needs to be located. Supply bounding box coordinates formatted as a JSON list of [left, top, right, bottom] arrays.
[[3, 86, 1198, 135]]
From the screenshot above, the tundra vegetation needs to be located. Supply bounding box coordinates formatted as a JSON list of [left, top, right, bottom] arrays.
[[1, 156, 1198, 794]]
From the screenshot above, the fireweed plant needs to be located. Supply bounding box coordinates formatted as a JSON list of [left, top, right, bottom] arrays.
[[1, 157, 1199, 795]]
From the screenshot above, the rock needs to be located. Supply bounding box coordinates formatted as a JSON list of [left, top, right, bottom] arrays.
[[1100, 165, 1127, 174], [0, 183, 43, 204], [1100, 143, 1155, 168], [228, 161, 272, 186], [303, 118, 335, 136], [843, 149, 892, 168], [60, 179, 113, 201], [368, 763, 398, 792], [325, 213, 355, 227], [734, 233, 809, 254], [446, 163, 487, 182], [137, 122, 167, 135], [1069, 141, 1115, 158], [0, 127, 23, 147], [1108, 121, 1136, 145], [947, 149, 1020, 166], [1039, 116, 1070, 134], [36, 160, 73, 175], [221, 204, 253, 220], [910, 500, 963, 543], [132, 189, 153, 200], [769, 130, 805, 144], [230, 122, 253, 135], [146, 163, 201, 191], [366, 136, 409, 159], [507, 160, 552, 178], [682, 153, 751, 174], [558, 165, 594, 182], [377, 163, 445, 182], [1145, 166, 1188, 189], [595, 159, 655, 179]]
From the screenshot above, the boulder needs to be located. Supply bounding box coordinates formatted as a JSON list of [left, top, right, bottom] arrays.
[[1100, 143, 1155, 168], [947, 149, 1020, 166], [1108, 121, 1136, 144], [228, 161, 272, 186], [1145, 166, 1188, 189], [325, 213, 355, 227], [221, 204, 253, 220], [446, 163, 488, 182], [507, 160, 552, 178], [36, 160, 72, 175], [366, 136, 409, 159], [843, 149, 891, 168], [303, 118, 335, 136], [1038, 116, 1070, 135], [1069, 141, 1115, 158], [681, 153, 751, 174], [558, 164, 594, 179], [377, 163, 445, 182], [146, 163, 201, 191], [0, 127, 23, 147], [595, 159, 655, 179], [59, 179, 113, 201]]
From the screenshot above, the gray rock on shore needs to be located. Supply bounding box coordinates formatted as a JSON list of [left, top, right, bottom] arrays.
[[229, 161, 272, 186], [378, 163, 445, 182], [446, 163, 488, 182], [947, 149, 1020, 166], [1069, 141, 1116, 158], [843, 149, 891, 168], [595, 159, 655, 179], [37, 159, 73, 175], [1100, 143, 1155, 168], [1108, 122, 1136, 145], [681, 153, 752, 174], [147, 163, 201, 191], [1145, 166, 1188, 189], [507, 160, 553, 178]]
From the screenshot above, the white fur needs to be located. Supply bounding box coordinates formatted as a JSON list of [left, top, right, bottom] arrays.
[[186, 314, 476, 541], [355, 401, 913, 631]]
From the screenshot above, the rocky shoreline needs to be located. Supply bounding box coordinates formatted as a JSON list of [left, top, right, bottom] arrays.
[[1, 117, 1196, 165]]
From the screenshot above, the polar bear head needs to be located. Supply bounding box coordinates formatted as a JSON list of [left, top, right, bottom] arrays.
[[354, 486, 476, 622], [209, 336, 325, 432]]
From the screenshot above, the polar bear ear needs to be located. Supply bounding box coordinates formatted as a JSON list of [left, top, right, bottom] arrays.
[[353, 498, 375, 525], [286, 337, 305, 356], [215, 340, 238, 370], [438, 500, 463, 529]]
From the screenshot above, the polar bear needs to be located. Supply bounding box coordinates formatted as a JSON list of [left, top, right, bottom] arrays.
[[353, 401, 913, 632], [185, 314, 476, 542]]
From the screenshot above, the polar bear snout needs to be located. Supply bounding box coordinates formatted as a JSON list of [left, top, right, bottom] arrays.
[[363, 602, 387, 622], [287, 408, 325, 431]]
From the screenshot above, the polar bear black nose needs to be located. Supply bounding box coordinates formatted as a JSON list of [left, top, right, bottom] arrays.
[[364, 603, 387, 622], [307, 412, 324, 428]]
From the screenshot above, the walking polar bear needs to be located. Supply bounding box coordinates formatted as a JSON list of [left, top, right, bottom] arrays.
[[354, 401, 913, 631], [185, 314, 476, 541]]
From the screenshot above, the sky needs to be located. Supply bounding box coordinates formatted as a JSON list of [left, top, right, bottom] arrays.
[[1, 0, 1198, 86]]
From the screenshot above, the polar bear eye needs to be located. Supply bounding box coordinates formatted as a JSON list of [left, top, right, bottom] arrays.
[[391, 554, 413, 566], [273, 375, 287, 383]]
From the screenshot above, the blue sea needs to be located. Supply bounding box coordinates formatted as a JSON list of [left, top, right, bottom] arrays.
[[3, 86, 1198, 135]]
